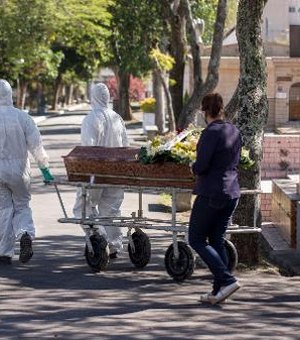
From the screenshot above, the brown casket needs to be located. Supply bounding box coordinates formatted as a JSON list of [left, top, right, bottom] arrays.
[[63, 146, 195, 189]]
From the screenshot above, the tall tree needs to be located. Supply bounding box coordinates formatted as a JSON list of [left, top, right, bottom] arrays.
[[232, 0, 268, 263], [51, 0, 113, 109], [0, 0, 61, 108], [108, 0, 163, 120], [150, 48, 176, 132], [191, 0, 219, 44], [178, 0, 227, 128], [160, 0, 187, 124]]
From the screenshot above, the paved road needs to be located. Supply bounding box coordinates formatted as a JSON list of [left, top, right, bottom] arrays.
[[0, 112, 300, 339]]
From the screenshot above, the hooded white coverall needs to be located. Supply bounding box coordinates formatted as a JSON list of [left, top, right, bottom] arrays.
[[0, 79, 49, 257], [73, 83, 129, 254]]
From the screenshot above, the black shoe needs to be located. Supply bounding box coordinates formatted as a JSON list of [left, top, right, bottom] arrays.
[[109, 252, 118, 259], [0, 256, 12, 265], [19, 233, 33, 264]]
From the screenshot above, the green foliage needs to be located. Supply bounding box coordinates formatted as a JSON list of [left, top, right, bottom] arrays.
[[169, 79, 177, 87], [226, 0, 238, 30], [191, 0, 219, 45], [191, 0, 238, 45], [240, 148, 255, 170], [139, 146, 177, 164], [0, 0, 113, 84], [108, 0, 164, 77], [150, 49, 175, 72], [0, 0, 60, 82], [54, 0, 113, 79]]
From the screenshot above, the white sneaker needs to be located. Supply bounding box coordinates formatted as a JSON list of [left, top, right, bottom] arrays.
[[199, 293, 213, 303], [209, 281, 240, 305], [199, 292, 227, 304]]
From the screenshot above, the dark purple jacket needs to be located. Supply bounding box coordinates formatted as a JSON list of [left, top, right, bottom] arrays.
[[192, 120, 241, 199]]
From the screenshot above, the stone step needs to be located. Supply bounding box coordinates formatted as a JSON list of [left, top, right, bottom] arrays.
[[261, 222, 300, 275]]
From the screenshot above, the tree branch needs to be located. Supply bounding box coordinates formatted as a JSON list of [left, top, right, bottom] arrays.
[[203, 0, 227, 93], [181, 0, 202, 86], [178, 0, 227, 128]]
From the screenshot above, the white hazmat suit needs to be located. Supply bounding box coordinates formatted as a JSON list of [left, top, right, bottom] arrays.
[[73, 83, 129, 255], [0, 79, 49, 258]]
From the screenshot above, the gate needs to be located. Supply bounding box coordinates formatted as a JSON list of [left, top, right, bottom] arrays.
[[289, 83, 300, 121]]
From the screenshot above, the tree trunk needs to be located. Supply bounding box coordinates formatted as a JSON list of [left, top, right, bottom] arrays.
[[161, 0, 187, 125], [118, 70, 132, 121], [169, 3, 186, 124], [36, 82, 46, 115], [66, 84, 74, 105], [52, 76, 62, 111], [158, 71, 176, 132], [225, 84, 239, 122], [16, 79, 28, 109], [178, 0, 227, 129], [231, 0, 268, 265], [153, 71, 165, 133]]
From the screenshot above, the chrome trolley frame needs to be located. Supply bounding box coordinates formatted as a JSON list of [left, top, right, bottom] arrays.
[[52, 177, 261, 281]]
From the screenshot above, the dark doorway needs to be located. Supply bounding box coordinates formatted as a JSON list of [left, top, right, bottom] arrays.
[[289, 83, 300, 121]]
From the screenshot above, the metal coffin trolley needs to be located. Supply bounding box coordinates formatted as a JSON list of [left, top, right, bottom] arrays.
[[53, 146, 261, 282]]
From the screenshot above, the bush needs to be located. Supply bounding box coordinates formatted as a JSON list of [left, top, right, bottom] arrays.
[[104, 77, 118, 100], [104, 75, 145, 101], [140, 97, 156, 113], [129, 77, 145, 101]]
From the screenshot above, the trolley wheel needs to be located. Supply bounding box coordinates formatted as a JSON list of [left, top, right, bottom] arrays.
[[224, 238, 238, 272], [85, 234, 109, 272], [164, 241, 194, 282], [128, 230, 151, 268]]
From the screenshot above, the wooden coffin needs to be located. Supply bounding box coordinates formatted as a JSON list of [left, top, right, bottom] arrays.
[[63, 146, 194, 189]]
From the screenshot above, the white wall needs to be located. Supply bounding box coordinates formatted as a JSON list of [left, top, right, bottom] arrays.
[[262, 0, 300, 43], [262, 0, 290, 43]]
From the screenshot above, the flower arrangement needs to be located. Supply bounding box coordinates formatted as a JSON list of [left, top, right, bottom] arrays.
[[138, 126, 255, 170], [140, 97, 156, 113], [138, 127, 201, 165]]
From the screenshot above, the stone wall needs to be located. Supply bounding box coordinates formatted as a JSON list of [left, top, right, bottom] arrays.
[[260, 134, 300, 222], [262, 134, 300, 179], [271, 180, 300, 248], [261, 193, 272, 222]]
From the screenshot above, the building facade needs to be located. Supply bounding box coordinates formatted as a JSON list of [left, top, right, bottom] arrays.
[[184, 0, 300, 128]]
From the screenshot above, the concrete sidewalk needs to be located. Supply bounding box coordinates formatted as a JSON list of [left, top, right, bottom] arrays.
[[31, 102, 90, 124]]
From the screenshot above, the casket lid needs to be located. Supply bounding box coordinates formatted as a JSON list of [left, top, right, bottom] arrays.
[[63, 146, 140, 162]]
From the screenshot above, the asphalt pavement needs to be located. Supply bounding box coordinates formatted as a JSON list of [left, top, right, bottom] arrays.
[[0, 110, 299, 339]]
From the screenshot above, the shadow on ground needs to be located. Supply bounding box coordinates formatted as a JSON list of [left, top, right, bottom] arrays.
[[0, 233, 300, 339]]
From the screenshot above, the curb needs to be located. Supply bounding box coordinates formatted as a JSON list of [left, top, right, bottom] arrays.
[[33, 116, 48, 124], [269, 250, 300, 276]]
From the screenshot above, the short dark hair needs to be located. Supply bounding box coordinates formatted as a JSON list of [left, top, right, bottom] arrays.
[[201, 93, 224, 118]]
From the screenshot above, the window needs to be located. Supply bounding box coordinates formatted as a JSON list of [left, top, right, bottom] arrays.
[[289, 6, 296, 13]]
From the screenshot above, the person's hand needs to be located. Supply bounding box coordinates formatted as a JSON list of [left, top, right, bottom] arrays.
[[40, 167, 54, 183]]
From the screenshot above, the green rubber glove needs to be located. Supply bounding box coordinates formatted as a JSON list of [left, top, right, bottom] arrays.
[[40, 167, 54, 183]]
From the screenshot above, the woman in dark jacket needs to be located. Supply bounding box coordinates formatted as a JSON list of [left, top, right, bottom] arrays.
[[189, 93, 241, 305]]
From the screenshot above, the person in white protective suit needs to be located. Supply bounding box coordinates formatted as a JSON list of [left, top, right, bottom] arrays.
[[73, 83, 129, 259], [0, 79, 54, 265]]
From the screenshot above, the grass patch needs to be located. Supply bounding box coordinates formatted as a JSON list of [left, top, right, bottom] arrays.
[[159, 193, 172, 207], [236, 259, 280, 275]]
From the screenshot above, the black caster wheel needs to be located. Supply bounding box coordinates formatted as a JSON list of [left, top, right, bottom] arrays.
[[128, 230, 151, 268], [85, 234, 109, 272], [164, 241, 194, 282], [224, 238, 238, 272]]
